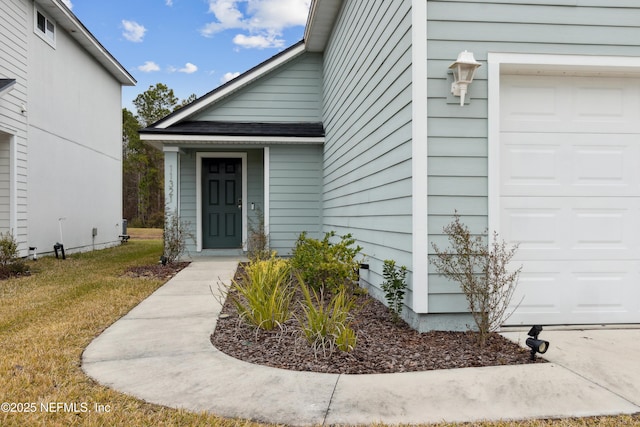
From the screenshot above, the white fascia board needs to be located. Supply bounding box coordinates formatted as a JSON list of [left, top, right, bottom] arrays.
[[154, 43, 307, 129], [304, 0, 342, 52], [140, 134, 324, 145]]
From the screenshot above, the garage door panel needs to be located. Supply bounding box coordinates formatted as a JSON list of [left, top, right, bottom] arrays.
[[572, 209, 627, 250], [501, 140, 561, 190], [501, 83, 562, 126], [501, 205, 562, 251], [501, 133, 640, 197], [502, 75, 640, 134], [508, 262, 567, 326], [507, 261, 639, 325], [569, 261, 638, 323], [502, 198, 640, 260]]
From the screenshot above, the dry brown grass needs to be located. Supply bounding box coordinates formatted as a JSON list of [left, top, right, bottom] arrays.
[[127, 227, 163, 240], [0, 240, 637, 426], [0, 241, 260, 426]]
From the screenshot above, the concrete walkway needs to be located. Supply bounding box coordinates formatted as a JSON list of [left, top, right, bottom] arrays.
[[82, 258, 640, 426]]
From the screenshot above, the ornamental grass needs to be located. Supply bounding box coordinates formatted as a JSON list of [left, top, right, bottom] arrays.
[[230, 256, 293, 331]]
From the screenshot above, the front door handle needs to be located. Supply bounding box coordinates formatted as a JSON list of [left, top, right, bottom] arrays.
[[238, 198, 242, 210]]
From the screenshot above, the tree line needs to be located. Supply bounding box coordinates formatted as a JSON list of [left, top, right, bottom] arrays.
[[122, 83, 196, 227]]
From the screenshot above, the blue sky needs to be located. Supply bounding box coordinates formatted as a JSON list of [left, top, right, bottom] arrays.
[[65, 0, 311, 111]]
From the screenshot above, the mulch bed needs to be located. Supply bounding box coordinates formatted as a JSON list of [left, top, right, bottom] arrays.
[[211, 265, 543, 374], [124, 261, 190, 280]]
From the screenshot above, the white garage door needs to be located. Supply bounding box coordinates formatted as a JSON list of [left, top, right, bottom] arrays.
[[500, 74, 640, 325]]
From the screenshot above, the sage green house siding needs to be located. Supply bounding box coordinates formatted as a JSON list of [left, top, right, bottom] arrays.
[[193, 52, 323, 123], [269, 145, 323, 254], [322, 0, 414, 303]]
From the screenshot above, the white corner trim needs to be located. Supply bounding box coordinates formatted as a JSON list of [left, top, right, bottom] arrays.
[[263, 147, 270, 240], [155, 44, 307, 129], [195, 152, 248, 252], [487, 54, 502, 237], [411, 0, 429, 314]]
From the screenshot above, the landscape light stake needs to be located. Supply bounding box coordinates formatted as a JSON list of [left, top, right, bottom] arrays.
[[525, 325, 550, 361]]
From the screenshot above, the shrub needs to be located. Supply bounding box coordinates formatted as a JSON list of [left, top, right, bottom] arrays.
[[163, 209, 193, 264], [430, 213, 521, 347], [231, 257, 293, 331], [0, 231, 27, 277], [297, 279, 357, 355], [381, 259, 408, 323], [290, 231, 363, 292], [246, 207, 271, 262], [0, 231, 19, 267]]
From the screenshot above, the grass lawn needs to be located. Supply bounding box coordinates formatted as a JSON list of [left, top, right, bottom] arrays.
[[127, 227, 163, 240], [0, 240, 637, 426]]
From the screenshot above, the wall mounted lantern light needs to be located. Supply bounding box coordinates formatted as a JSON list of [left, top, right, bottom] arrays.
[[449, 50, 481, 106]]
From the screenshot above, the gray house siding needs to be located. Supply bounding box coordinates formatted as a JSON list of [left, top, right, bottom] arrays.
[[0, 0, 28, 250], [269, 144, 323, 255], [193, 52, 323, 123], [322, 1, 414, 304], [426, 0, 640, 321]]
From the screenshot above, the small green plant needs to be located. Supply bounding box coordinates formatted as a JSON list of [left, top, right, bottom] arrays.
[[163, 209, 193, 264], [0, 231, 19, 267], [297, 279, 358, 356], [231, 256, 293, 331], [430, 213, 522, 347], [246, 207, 272, 262], [381, 259, 408, 323], [0, 231, 27, 277], [291, 231, 363, 292]]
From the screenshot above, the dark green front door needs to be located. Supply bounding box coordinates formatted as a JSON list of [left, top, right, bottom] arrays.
[[202, 158, 242, 249]]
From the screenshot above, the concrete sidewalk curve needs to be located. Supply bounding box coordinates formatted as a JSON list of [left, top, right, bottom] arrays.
[[82, 258, 640, 426]]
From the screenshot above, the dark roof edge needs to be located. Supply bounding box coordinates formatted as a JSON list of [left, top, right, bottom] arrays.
[[139, 121, 324, 138]]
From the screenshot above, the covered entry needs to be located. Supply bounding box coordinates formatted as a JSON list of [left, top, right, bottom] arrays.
[[495, 66, 640, 326]]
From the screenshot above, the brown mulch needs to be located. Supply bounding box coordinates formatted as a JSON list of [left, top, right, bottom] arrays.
[[124, 261, 190, 280], [211, 266, 544, 375]]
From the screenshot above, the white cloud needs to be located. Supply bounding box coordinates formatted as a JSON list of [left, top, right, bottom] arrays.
[[122, 20, 146, 43], [246, 0, 310, 30], [178, 63, 198, 74], [201, 0, 310, 49], [233, 33, 283, 49], [221, 71, 241, 83], [61, 0, 73, 9], [137, 61, 160, 72], [166, 0, 173, 5]]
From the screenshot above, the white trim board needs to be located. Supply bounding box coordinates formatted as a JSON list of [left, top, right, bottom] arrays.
[[195, 152, 248, 252], [411, 0, 429, 314], [263, 147, 270, 241]]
